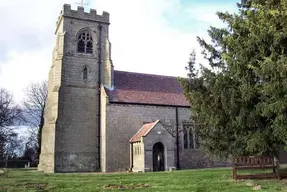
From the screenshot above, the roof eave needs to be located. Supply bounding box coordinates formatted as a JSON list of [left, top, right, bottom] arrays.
[[109, 101, 190, 108]]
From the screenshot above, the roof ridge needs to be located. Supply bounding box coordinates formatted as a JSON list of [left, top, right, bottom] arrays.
[[114, 70, 182, 79]]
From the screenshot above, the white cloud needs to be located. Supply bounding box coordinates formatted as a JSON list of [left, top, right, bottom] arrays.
[[0, 48, 51, 102], [91, 0, 198, 75], [0, 0, 235, 103], [187, 3, 237, 26]]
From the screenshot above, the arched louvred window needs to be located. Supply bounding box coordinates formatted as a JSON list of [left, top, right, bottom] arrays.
[[77, 30, 93, 54], [83, 66, 88, 80]]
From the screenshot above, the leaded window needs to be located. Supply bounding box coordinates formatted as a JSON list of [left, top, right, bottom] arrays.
[[77, 31, 93, 54], [183, 124, 199, 149]]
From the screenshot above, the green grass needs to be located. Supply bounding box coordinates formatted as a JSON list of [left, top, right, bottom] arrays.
[[1, 168, 287, 192]]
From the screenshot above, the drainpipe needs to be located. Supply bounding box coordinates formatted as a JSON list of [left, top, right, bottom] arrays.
[[97, 24, 102, 171], [129, 143, 134, 172], [176, 107, 180, 170]]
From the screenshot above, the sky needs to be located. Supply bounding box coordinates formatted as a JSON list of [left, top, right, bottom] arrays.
[[0, 0, 238, 102]]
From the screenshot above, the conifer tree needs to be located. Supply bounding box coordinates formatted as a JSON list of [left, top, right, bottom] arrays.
[[181, 0, 287, 158]]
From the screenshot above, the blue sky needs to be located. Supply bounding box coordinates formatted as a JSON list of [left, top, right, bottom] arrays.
[[163, 0, 238, 32], [0, 0, 238, 102]]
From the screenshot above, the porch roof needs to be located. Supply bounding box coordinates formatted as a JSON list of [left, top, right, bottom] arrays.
[[129, 120, 160, 143]]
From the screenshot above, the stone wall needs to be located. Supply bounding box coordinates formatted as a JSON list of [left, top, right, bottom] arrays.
[[102, 103, 191, 172], [102, 103, 233, 172], [180, 149, 231, 169]]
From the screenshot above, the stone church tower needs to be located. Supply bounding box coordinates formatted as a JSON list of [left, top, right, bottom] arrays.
[[38, 4, 113, 173]]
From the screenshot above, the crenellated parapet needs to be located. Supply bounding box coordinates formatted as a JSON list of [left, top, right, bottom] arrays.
[[56, 4, 110, 27]]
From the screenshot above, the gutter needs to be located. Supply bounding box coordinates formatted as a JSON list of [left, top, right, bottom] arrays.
[[109, 101, 190, 109]]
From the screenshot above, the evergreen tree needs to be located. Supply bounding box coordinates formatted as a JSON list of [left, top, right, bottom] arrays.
[[181, 0, 287, 158]]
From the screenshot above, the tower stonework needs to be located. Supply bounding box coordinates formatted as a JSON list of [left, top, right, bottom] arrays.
[[38, 4, 113, 173]]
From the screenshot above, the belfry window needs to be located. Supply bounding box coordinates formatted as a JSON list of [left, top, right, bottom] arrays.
[[77, 31, 93, 54]]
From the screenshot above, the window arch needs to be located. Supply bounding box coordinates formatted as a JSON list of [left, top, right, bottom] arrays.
[[183, 124, 199, 149], [77, 30, 93, 54], [83, 66, 88, 80]]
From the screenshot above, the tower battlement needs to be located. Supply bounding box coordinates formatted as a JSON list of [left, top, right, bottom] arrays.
[[56, 4, 110, 27]]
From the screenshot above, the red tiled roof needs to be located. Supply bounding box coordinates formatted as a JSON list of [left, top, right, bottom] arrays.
[[106, 70, 189, 106], [129, 120, 159, 143]]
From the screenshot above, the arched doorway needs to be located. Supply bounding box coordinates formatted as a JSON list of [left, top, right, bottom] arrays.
[[153, 142, 165, 171]]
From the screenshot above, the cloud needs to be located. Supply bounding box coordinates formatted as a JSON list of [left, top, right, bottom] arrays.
[[0, 0, 63, 62], [0, 0, 67, 101], [0, 41, 8, 62], [0, 0, 237, 102], [0, 48, 51, 102], [186, 2, 237, 27], [91, 0, 198, 76]]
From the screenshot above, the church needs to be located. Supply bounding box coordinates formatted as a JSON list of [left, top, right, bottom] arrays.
[[38, 4, 226, 173]]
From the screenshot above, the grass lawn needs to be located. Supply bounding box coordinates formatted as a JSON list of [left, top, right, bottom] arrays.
[[1, 168, 287, 192]]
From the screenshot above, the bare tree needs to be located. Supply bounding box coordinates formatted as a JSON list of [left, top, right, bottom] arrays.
[[22, 81, 48, 159], [0, 88, 22, 159], [4, 132, 24, 160]]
